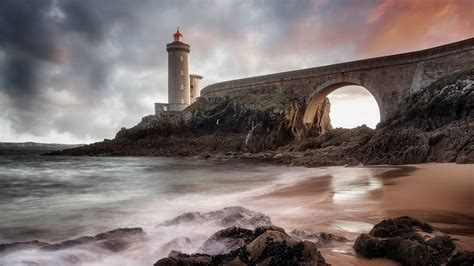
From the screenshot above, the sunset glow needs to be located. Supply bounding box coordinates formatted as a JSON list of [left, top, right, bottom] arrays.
[[0, 0, 472, 143]]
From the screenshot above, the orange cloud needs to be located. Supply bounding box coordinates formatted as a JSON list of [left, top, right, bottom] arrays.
[[359, 0, 473, 56]]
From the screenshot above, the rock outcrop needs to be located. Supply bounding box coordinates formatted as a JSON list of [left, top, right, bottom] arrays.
[[48, 89, 332, 157], [353, 216, 462, 266], [0, 227, 145, 254], [0, 240, 49, 253], [232, 69, 474, 166], [160, 206, 272, 229], [362, 69, 474, 164], [155, 225, 329, 266], [288, 229, 349, 247], [49, 69, 473, 166]]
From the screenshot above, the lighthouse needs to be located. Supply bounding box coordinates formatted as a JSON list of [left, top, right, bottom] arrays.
[[155, 28, 203, 114], [167, 28, 191, 111]]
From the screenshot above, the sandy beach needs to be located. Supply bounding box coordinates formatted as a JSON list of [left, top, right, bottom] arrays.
[[244, 163, 474, 265]]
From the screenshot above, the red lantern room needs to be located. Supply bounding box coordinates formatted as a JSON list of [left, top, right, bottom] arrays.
[[173, 28, 184, 43]]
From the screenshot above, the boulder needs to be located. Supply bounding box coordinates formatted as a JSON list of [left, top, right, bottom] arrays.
[[155, 225, 328, 266], [198, 226, 254, 255], [160, 206, 272, 229], [354, 216, 456, 266]]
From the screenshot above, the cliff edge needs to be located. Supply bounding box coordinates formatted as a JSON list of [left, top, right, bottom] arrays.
[[51, 69, 473, 166], [51, 89, 331, 156]]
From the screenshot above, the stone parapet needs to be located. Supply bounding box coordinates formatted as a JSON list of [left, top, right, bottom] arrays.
[[202, 38, 474, 96]]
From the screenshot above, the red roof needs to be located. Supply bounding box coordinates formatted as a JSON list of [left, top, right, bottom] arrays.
[[174, 29, 183, 37]]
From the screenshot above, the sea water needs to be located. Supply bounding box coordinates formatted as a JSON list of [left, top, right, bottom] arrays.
[[0, 155, 319, 265]]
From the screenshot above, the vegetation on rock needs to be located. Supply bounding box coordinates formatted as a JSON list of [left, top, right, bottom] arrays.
[[51, 69, 473, 166]]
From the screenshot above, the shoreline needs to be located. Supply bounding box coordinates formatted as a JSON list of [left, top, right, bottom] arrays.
[[1, 160, 472, 265], [241, 163, 474, 265]]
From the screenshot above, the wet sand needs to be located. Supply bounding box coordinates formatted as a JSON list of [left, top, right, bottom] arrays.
[[244, 163, 474, 265]]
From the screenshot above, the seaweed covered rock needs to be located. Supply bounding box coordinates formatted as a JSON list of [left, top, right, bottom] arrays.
[[362, 69, 474, 164], [52, 90, 332, 157], [155, 225, 328, 266], [353, 216, 456, 266]]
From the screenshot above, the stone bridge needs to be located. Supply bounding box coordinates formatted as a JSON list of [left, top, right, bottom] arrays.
[[201, 38, 474, 124]]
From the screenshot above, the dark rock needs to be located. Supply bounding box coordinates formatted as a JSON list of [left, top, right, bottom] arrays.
[[447, 251, 474, 266], [353, 216, 456, 266], [160, 212, 205, 226], [289, 229, 348, 247], [362, 127, 430, 165], [40, 236, 94, 251], [49, 90, 333, 157], [0, 240, 49, 253], [369, 216, 433, 237], [155, 225, 328, 266], [159, 237, 193, 255], [317, 232, 349, 247], [94, 227, 144, 240], [362, 69, 474, 165], [160, 206, 272, 229], [92, 227, 145, 252], [154, 251, 212, 266], [0, 227, 145, 254], [198, 226, 254, 255], [96, 238, 131, 252]]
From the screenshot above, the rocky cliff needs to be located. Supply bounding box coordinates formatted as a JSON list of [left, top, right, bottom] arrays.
[[362, 69, 473, 164], [252, 68, 473, 166], [52, 69, 473, 166], [53, 89, 331, 156]]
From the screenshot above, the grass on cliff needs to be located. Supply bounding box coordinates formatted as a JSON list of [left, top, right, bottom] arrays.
[[186, 89, 293, 114]]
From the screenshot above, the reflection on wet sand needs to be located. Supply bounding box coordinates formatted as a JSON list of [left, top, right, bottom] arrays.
[[245, 164, 473, 265]]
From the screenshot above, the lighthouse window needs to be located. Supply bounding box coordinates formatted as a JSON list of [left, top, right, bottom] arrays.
[[191, 85, 194, 89], [180, 70, 183, 76], [180, 56, 183, 62], [181, 98, 184, 103], [180, 84, 183, 90]]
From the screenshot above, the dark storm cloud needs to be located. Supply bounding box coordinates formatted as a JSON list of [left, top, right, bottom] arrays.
[[0, 0, 59, 61], [0, 0, 472, 143], [0, 0, 57, 106], [0, 0, 148, 139]]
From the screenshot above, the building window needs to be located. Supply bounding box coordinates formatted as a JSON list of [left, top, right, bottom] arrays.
[[180, 70, 183, 76], [180, 84, 183, 90], [180, 56, 183, 62], [191, 85, 194, 89], [181, 98, 184, 104]]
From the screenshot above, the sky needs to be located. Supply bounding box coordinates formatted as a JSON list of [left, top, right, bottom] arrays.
[[0, 0, 472, 144]]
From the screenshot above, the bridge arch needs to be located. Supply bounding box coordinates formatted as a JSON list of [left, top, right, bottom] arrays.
[[303, 79, 385, 126]]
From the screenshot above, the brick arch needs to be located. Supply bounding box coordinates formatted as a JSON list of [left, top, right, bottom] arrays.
[[303, 79, 384, 125]]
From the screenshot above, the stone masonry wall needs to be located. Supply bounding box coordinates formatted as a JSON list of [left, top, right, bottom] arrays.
[[201, 38, 474, 121]]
